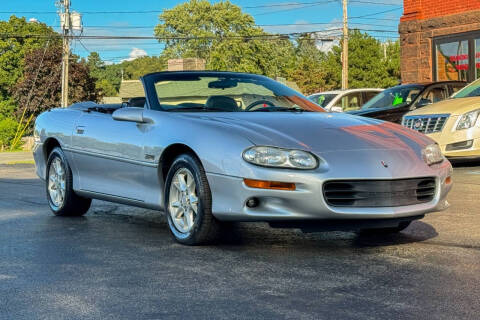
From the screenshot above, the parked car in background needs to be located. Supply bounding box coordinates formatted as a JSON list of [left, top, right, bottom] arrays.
[[403, 78, 480, 161], [308, 88, 383, 112], [347, 81, 466, 124], [33, 71, 452, 245]]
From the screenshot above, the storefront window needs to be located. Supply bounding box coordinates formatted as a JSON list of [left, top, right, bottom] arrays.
[[436, 40, 469, 81]]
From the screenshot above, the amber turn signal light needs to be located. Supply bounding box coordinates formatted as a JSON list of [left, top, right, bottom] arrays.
[[243, 179, 296, 191], [445, 176, 452, 185]]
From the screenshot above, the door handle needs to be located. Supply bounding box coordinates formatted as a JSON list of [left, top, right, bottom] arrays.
[[76, 126, 85, 134]]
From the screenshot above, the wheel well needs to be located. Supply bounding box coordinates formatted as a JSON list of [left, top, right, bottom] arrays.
[[160, 144, 199, 181], [43, 138, 60, 161]]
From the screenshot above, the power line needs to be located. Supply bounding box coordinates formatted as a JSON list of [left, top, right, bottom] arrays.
[[0, 0, 402, 15], [254, 2, 337, 16], [350, 7, 402, 19], [0, 24, 399, 42], [350, 0, 401, 5], [0, 1, 338, 15], [0, 30, 343, 41], [59, 21, 397, 30]]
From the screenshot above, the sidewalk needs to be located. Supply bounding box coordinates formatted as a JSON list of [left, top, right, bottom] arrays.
[[0, 151, 34, 164]]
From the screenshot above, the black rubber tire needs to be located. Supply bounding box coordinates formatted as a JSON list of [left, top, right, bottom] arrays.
[[360, 221, 412, 235], [164, 153, 221, 245], [46, 147, 91, 216]]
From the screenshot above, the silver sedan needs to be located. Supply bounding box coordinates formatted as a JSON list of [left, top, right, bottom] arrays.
[[33, 71, 453, 245]]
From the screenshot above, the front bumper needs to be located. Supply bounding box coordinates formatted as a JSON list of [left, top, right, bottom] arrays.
[[206, 160, 452, 222], [424, 116, 480, 159]]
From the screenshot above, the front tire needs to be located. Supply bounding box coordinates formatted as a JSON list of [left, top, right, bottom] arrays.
[[164, 153, 221, 245], [46, 147, 91, 216]]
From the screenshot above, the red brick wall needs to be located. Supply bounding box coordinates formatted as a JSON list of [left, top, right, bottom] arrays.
[[401, 0, 480, 21], [399, 10, 480, 83]]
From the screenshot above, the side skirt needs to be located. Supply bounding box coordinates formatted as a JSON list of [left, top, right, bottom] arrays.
[[75, 189, 162, 211]]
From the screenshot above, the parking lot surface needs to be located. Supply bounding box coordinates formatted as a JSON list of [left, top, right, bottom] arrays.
[[0, 163, 479, 319]]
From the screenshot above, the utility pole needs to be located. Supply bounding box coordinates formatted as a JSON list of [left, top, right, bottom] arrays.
[[59, 0, 71, 107], [341, 0, 348, 90]]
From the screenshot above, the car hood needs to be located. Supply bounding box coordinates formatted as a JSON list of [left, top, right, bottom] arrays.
[[178, 112, 432, 155], [406, 97, 480, 116]]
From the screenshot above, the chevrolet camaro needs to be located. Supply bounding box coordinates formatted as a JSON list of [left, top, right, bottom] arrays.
[[33, 71, 453, 245]]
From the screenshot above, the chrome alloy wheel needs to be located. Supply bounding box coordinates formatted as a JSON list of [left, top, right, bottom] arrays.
[[168, 168, 199, 233], [48, 157, 66, 207]]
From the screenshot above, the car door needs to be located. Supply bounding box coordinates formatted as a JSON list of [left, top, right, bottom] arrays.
[[71, 110, 147, 201]]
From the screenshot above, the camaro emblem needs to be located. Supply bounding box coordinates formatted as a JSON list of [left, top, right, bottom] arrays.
[[414, 119, 423, 129], [381, 161, 389, 168]]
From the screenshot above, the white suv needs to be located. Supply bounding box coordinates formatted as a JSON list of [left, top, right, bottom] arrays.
[[308, 88, 383, 112]]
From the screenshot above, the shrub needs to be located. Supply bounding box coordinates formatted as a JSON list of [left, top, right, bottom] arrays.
[[0, 118, 19, 151]]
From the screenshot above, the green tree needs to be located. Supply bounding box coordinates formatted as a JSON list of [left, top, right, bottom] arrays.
[[0, 117, 18, 151], [87, 52, 121, 96], [0, 16, 59, 104], [287, 37, 331, 95], [13, 45, 99, 120], [323, 30, 400, 89], [121, 56, 167, 79], [154, 0, 295, 78], [384, 40, 401, 86]]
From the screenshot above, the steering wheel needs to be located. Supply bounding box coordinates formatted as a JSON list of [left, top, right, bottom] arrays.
[[245, 100, 276, 111]]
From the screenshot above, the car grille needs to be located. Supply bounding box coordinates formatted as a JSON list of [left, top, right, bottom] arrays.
[[402, 114, 450, 134], [323, 178, 436, 207]]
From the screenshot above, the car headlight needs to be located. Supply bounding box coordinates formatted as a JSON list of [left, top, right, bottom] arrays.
[[456, 109, 480, 130], [422, 144, 444, 165], [243, 146, 318, 169]]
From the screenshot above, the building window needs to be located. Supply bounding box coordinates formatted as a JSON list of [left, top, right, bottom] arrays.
[[436, 40, 469, 81], [433, 31, 480, 83]]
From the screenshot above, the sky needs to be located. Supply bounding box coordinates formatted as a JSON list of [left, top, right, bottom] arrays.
[[0, 0, 403, 64]]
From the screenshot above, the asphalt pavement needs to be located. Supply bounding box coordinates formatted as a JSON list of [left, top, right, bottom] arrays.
[[0, 162, 479, 320]]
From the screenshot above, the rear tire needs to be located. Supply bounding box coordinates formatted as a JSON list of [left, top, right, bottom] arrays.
[[360, 221, 411, 235], [164, 153, 221, 245], [46, 147, 91, 216]]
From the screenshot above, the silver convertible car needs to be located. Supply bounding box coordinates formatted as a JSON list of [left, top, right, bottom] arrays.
[[33, 71, 453, 245]]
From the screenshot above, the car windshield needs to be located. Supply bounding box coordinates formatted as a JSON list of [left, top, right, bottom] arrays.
[[452, 78, 480, 98], [361, 85, 424, 109], [308, 94, 337, 108], [149, 74, 324, 112]]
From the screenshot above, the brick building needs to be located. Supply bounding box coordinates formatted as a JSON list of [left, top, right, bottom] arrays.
[[399, 0, 480, 84]]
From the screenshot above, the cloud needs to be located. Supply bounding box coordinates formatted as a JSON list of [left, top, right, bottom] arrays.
[[28, 18, 38, 23], [121, 47, 148, 62]]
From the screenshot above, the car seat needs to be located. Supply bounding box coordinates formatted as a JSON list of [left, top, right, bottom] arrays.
[[205, 96, 239, 112]]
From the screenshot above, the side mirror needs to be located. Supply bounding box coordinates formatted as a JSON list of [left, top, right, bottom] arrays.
[[330, 106, 343, 113], [112, 107, 146, 123], [417, 98, 432, 108]]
